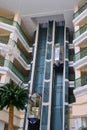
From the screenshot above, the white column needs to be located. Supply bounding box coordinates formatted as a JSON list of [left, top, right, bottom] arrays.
[[75, 118, 82, 130], [0, 121, 5, 130], [14, 13, 21, 25]]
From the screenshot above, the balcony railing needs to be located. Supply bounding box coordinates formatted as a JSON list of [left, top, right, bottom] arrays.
[[0, 36, 9, 44], [0, 59, 29, 83], [0, 16, 32, 47], [74, 47, 87, 62], [73, 3, 87, 19], [74, 24, 87, 39], [75, 75, 87, 88], [12, 40, 31, 64]]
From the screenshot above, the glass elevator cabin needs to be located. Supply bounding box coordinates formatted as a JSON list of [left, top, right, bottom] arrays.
[[29, 20, 69, 130]]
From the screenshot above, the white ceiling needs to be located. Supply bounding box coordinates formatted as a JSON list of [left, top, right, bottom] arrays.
[[0, 0, 83, 36]]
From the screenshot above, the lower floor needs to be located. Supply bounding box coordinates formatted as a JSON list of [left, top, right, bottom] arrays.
[[0, 106, 87, 130]]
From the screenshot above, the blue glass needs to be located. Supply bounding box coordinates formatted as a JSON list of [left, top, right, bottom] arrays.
[[43, 82, 50, 102], [41, 106, 48, 130], [48, 21, 53, 42], [64, 106, 68, 130], [45, 61, 51, 79], [55, 26, 64, 45], [46, 44, 52, 59], [51, 107, 63, 130], [51, 70, 63, 130], [33, 27, 47, 95]]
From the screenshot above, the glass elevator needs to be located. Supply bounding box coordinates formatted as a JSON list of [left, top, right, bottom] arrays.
[[28, 20, 69, 130]]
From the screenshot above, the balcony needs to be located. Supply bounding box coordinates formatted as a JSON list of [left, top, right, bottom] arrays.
[[15, 41, 31, 64], [74, 47, 87, 62], [74, 24, 87, 39], [0, 59, 29, 83], [0, 16, 32, 47], [73, 24, 87, 46], [73, 3, 87, 25], [73, 3, 87, 19], [75, 75, 87, 88], [0, 36, 9, 44], [73, 48, 87, 69]]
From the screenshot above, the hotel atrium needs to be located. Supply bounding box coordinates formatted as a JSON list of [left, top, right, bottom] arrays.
[[0, 0, 87, 130]]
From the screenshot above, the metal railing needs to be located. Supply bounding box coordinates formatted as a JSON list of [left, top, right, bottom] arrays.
[[0, 16, 32, 47], [74, 24, 87, 39], [75, 75, 87, 88], [74, 47, 87, 62], [73, 3, 87, 19]]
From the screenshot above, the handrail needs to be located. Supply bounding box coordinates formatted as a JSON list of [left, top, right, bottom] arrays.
[[74, 24, 87, 39], [73, 3, 87, 19], [0, 16, 32, 47]]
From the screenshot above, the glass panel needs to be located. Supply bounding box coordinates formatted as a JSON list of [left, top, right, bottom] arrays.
[[64, 106, 68, 130], [45, 61, 51, 79], [46, 44, 52, 60], [41, 106, 48, 130], [51, 107, 63, 130], [48, 21, 53, 42], [74, 24, 87, 39], [55, 26, 64, 44], [75, 47, 87, 62], [43, 82, 50, 102], [33, 27, 47, 94]]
